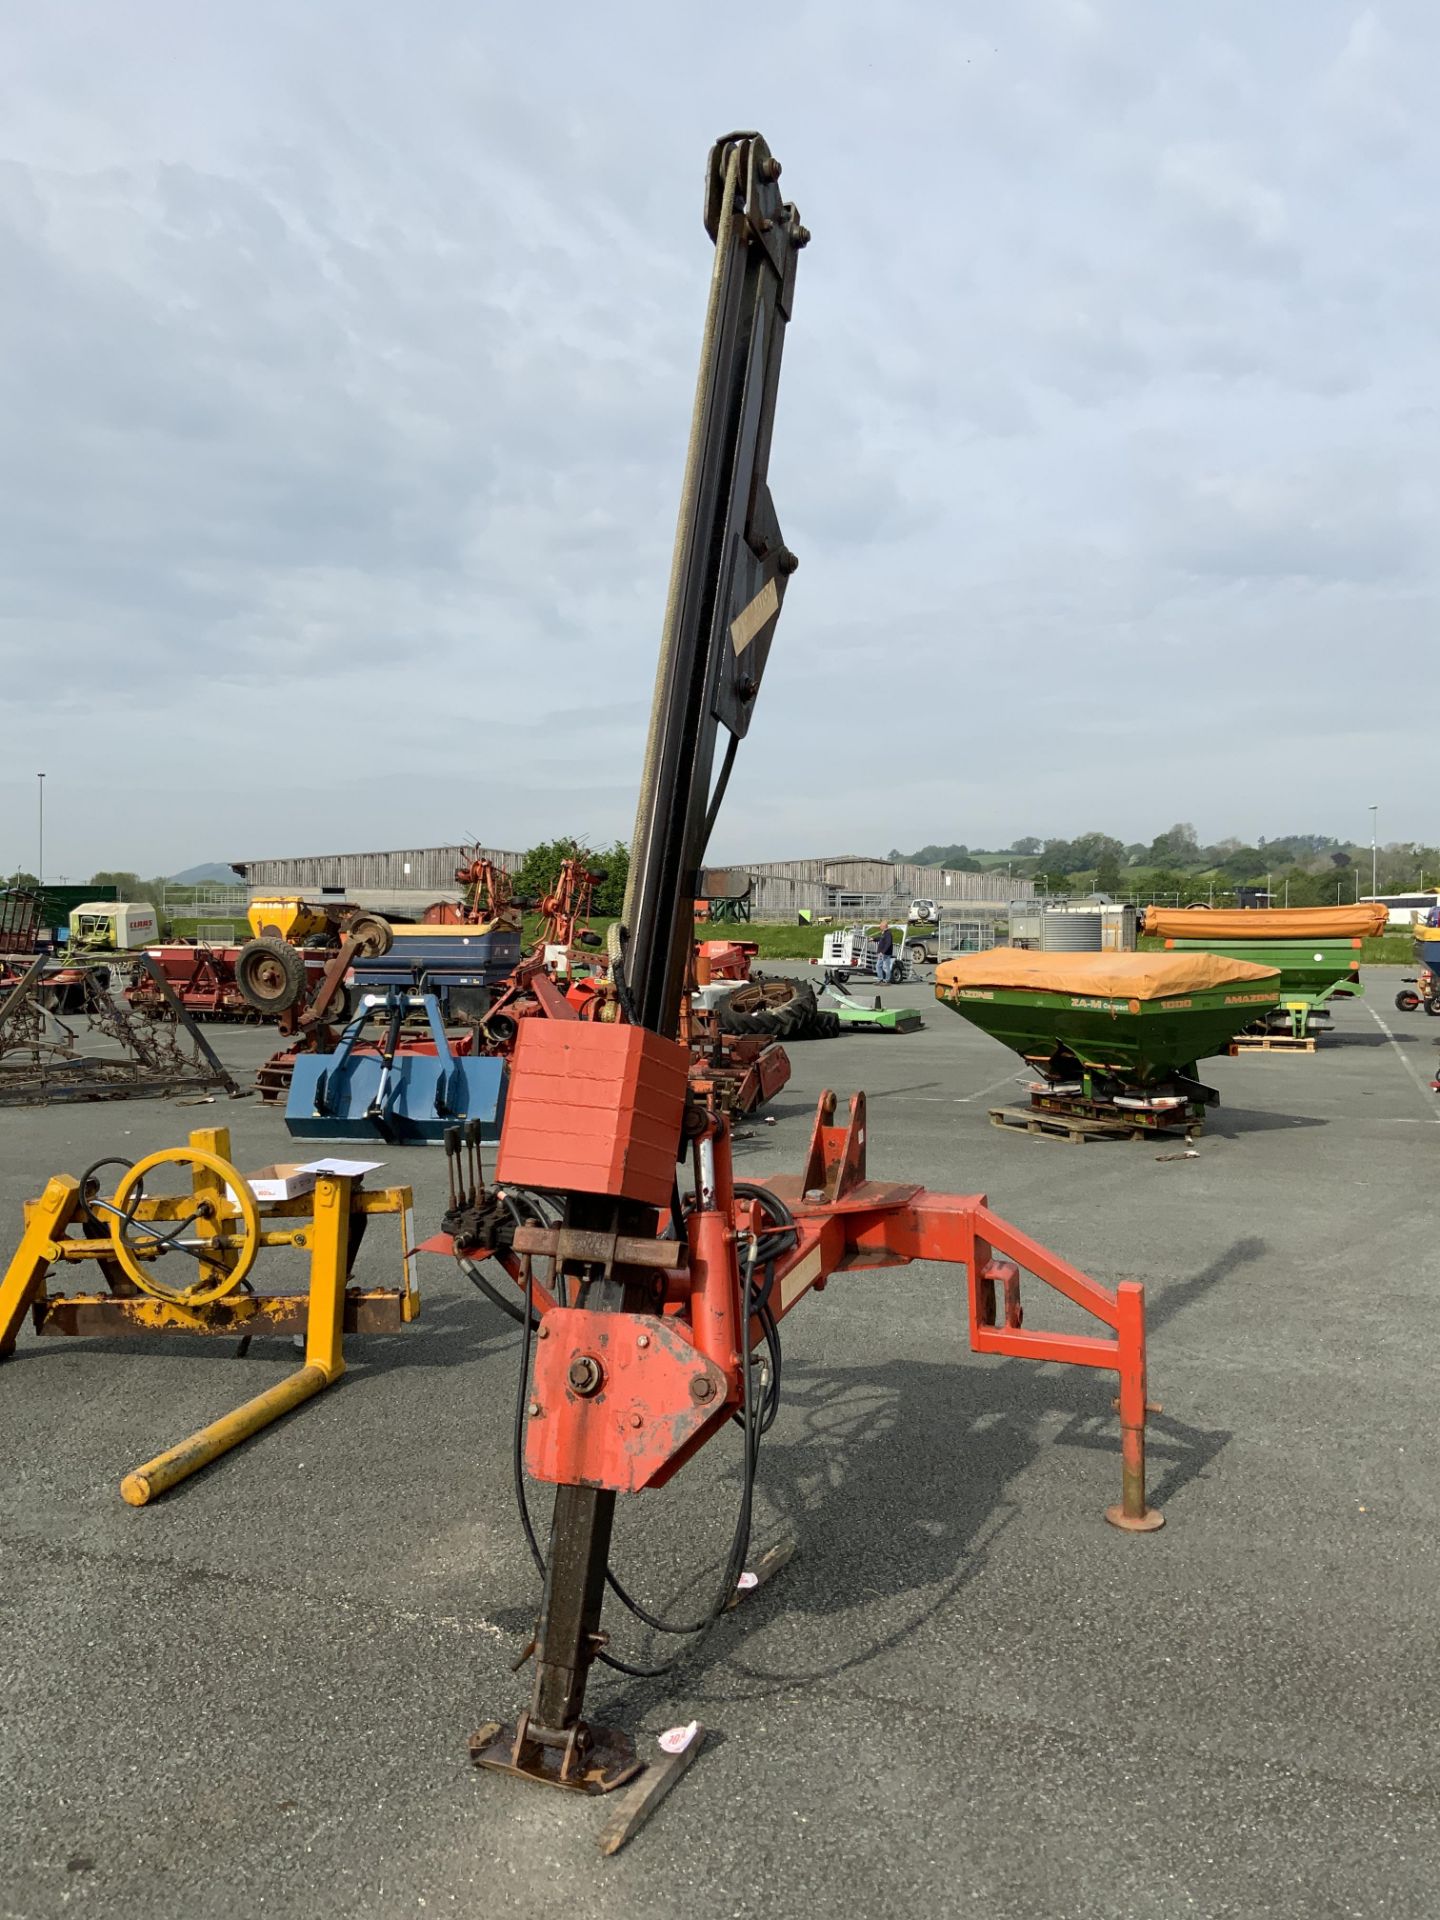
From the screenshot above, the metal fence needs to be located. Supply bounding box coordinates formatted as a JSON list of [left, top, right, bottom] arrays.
[[179, 886, 250, 912]]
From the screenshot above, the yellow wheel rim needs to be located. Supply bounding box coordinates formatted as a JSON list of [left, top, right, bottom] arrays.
[[108, 1146, 261, 1305]]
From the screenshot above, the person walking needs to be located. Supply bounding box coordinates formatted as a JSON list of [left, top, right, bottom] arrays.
[[874, 921, 896, 983]]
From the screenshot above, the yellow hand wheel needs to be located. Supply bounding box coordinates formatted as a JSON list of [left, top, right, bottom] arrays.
[[105, 1145, 261, 1305]]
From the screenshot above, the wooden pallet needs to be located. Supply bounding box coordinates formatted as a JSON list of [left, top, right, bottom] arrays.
[[988, 1103, 1198, 1145], [1230, 1032, 1317, 1054]]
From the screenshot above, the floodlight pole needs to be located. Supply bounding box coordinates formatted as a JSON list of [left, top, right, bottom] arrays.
[[1369, 805, 1378, 902]]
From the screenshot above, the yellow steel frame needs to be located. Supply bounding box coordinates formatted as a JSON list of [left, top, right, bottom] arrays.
[[0, 1127, 417, 1505]]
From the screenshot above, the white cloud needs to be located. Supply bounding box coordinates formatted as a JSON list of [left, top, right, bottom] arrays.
[[0, 0, 1437, 878]]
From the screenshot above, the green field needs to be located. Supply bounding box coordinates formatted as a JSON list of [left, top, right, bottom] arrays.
[[150, 918, 1419, 970]]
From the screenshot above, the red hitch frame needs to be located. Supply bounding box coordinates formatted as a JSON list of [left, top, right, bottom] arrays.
[[458, 1087, 1161, 1531]]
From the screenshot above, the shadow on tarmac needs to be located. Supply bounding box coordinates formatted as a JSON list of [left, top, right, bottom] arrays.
[[7, 1237, 1241, 1709], [1203, 1107, 1327, 1136], [588, 1238, 1249, 1712]]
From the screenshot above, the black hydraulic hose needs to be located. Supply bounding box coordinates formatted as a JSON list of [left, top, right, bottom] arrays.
[[700, 732, 740, 854], [593, 1248, 760, 1675], [462, 1255, 536, 1328], [509, 1220, 761, 1675], [514, 1250, 547, 1579], [507, 1179, 798, 1676], [457, 1189, 556, 1328], [598, 1186, 796, 1652]]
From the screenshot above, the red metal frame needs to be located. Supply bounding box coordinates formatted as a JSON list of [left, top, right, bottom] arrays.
[[693, 938, 758, 984], [428, 1087, 1161, 1530], [537, 858, 604, 951]]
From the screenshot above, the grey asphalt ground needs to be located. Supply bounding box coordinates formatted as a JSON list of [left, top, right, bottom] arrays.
[[2, 968, 1438, 1919]]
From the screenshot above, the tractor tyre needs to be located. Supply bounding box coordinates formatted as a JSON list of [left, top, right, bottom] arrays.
[[344, 913, 393, 958], [810, 1010, 843, 1039], [1395, 988, 1421, 1013], [234, 938, 307, 1015], [715, 978, 816, 1040]]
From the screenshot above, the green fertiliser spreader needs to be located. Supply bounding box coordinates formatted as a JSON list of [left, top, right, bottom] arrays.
[[1159, 940, 1360, 1039], [935, 949, 1281, 1138], [1142, 905, 1388, 1042]]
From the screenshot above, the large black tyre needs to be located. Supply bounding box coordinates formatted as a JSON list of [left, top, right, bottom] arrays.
[[715, 978, 816, 1039], [1395, 988, 1421, 1012], [1424, 997, 1440, 1018], [810, 1010, 843, 1039], [235, 937, 307, 1014]]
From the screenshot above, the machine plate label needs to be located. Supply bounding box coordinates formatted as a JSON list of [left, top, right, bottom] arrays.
[[730, 577, 780, 655]]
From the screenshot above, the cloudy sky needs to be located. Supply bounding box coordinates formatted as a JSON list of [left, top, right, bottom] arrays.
[[1, 2, 1435, 880]]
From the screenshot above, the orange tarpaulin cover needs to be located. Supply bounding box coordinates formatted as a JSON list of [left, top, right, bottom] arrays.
[[1143, 905, 1388, 941], [935, 948, 1279, 1000]]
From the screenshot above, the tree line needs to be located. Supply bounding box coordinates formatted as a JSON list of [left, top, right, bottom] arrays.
[[891, 824, 1439, 905]]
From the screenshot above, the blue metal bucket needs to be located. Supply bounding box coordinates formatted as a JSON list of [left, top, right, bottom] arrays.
[[285, 992, 506, 1145]]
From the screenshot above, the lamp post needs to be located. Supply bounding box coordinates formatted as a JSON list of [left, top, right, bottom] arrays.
[[36, 773, 45, 888], [1369, 805, 1378, 902]]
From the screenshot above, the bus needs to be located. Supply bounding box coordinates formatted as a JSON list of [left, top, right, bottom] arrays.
[[1362, 892, 1440, 928]]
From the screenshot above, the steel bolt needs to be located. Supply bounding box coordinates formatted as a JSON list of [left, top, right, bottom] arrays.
[[761, 156, 782, 182], [636, 1333, 650, 1349], [629, 1412, 644, 1429], [567, 1354, 604, 1396], [528, 1399, 541, 1417], [536, 1323, 549, 1339], [777, 548, 800, 576], [794, 224, 811, 248], [690, 1375, 716, 1403]]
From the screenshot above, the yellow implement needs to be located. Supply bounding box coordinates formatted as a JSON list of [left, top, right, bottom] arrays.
[[246, 894, 333, 943], [0, 1127, 417, 1503]]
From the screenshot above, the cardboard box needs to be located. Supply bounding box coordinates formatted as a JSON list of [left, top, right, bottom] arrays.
[[240, 1163, 319, 1204], [234, 1158, 386, 1205]]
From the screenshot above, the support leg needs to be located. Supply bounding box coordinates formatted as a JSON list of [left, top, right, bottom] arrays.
[[0, 1177, 79, 1357], [121, 1367, 332, 1505], [1105, 1279, 1164, 1533], [304, 1174, 354, 1381], [470, 1248, 644, 1795], [119, 1174, 356, 1505]]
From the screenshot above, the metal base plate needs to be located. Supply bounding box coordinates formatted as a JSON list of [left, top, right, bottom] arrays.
[[1104, 1503, 1166, 1533], [468, 1720, 641, 1795]]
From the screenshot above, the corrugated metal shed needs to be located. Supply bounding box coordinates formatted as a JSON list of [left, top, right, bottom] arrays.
[[232, 846, 522, 895], [230, 846, 1033, 921], [738, 856, 1032, 917]]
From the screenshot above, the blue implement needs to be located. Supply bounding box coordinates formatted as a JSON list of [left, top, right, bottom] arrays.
[[348, 924, 522, 1021], [285, 991, 507, 1146]]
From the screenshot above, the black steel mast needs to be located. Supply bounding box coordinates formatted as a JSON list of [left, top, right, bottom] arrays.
[[484, 131, 807, 1786]]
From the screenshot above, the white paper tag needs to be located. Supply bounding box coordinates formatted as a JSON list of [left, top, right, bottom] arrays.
[[658, 1721, 699, 1755], [736, 1570, 759, 1592]]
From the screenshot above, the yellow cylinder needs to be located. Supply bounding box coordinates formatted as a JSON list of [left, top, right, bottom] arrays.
[[120, 1364, 332, 1506]]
